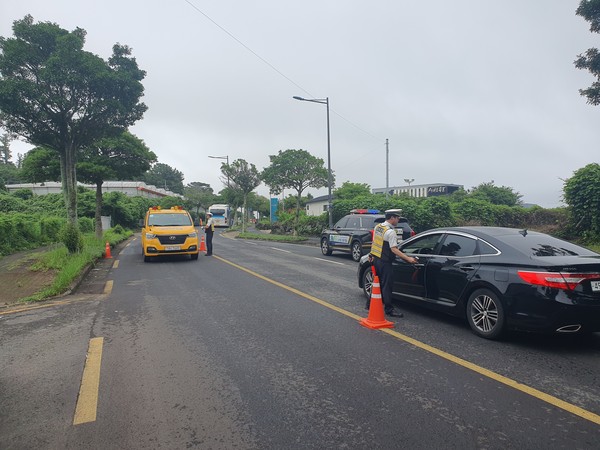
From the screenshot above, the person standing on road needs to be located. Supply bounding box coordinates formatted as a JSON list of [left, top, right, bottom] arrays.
[[204, 212, 215, 256], [368, 209, 419, 317]]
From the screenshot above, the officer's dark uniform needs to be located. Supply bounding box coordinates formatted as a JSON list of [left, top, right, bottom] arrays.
[[368, 220, 402, 317]]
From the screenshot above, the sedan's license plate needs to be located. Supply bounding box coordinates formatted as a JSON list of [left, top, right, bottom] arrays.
[[591, 280, 600, 292], [164, 245, 181, 251]]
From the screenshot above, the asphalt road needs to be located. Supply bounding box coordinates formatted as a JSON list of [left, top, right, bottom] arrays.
[[1, 230, 599, 449]]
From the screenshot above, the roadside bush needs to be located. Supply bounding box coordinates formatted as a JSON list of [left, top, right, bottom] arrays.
[[492, 205, 526, 228], [0, 193, 26, 212], [255, 219, 272, 230], [61, 222, 84, 253], [411, 197, 456, 232], [40, 217, 64, 242], [270, 210, 295, 234], [453, 198, 496, 225], [11, 188, 34, 200], [523, 207, 569, 238], [296, 214, 327, 236], [78, 217, 94, 233]]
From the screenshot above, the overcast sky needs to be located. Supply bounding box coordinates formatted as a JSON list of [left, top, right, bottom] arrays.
[[1, 1, 598, 207]]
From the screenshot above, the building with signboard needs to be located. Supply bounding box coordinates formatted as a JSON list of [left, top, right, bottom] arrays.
[[372, 183, 463, 198]]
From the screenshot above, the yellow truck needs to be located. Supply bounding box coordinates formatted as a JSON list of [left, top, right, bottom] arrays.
[[141, 206, 199, 262]]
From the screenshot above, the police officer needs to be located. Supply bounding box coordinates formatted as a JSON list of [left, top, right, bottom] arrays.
[[204, 212, 215, 256], [368, 209, 419, 317]]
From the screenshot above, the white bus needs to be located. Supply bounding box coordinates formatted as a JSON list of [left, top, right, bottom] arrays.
[[208, 204, 231, 227]]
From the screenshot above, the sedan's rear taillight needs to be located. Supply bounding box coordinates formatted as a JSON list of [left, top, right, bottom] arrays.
[[517, 271, 600, 290], [370, 230, 374, 240], [410, 230, 416, 237]]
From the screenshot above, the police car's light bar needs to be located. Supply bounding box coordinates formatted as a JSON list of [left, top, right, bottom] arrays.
[[350, 209, 380, 214]]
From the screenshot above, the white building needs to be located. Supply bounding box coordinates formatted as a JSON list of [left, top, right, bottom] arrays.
[[6, 181, 181, 198], [305, 195, 331, 217]]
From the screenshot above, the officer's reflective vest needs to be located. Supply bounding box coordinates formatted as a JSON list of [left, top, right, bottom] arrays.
[[371, 222, 392, 261]]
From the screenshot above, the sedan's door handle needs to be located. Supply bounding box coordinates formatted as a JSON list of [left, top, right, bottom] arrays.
[[459, 265, 476, 271]]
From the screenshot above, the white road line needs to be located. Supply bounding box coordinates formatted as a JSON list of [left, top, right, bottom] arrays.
[[314, 257, 346, 266], [270, 247, 291, 253]]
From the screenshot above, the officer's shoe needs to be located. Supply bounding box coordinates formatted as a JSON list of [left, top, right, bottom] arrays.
[[385, 309, 404, 318]]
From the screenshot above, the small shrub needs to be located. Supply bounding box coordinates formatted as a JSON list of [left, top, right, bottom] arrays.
[[61, 222, 84, 253], [78, 217, 94, 233]]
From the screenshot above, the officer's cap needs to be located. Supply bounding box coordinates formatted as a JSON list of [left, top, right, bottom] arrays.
[[384, 208, 402, 219]]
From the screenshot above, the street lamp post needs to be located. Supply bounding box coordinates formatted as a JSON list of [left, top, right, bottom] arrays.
[[293, 96, 333, 228], [208, 155, 230, 187]]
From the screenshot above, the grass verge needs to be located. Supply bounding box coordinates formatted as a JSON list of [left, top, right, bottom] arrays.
[[22, 229, 132, 302], [236, 231, 310, 243]]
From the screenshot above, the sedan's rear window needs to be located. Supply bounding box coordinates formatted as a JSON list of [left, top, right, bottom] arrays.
[[502, 233, 599, 257]]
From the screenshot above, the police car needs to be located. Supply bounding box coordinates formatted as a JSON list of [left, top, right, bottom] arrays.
[[320, 209, 415, 262]]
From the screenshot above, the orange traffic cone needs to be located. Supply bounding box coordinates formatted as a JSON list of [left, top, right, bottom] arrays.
[[199, 235, 207, 252], [104, 241, 112, 259], [360, 274, 394, 329]]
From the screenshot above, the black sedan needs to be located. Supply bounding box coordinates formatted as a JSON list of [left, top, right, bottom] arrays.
[[357, 227, 600, 339]]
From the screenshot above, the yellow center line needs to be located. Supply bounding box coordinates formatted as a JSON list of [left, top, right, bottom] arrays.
[[73, 337, 104, 425], [215, 254, 600, 426]]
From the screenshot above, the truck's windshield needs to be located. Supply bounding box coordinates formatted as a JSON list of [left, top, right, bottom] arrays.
[[148, 213, 192, 227]]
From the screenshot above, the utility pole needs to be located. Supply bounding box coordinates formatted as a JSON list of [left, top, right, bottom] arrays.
[[385, 139, 389, 198]]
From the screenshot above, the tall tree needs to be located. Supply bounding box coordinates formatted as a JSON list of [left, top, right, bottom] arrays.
[[183, 182, 214, 220], [334, 182, 371, 200], [0, 161, 19, 189], [78, 132, 157, 237], [221, 159, 261, 232], [470, 181, 522, 206], [261, 149, 331, 235], [20, 147, 62, 183], [563, 163, 600, 239], [0, 15, 147, 234], [143, 162, 185, 195], [575, 0, 600, 104]]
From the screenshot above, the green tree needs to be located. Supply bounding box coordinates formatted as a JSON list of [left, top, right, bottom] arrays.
[[333, 181, 371, 200], [0, 15, 147, 239], [261, 149, 331, 235], [143, 162, 184, 195], [0, 161, 20, 189], [575, 0, 600, 104], [470, 181, 522, 206], [247, 193, 270, 220], [563, 163, 600, 239], [183, 182, 214, 220], [78, 132, 156, 237], [20, 147, 62, 183], [221, 159, 261, 232]]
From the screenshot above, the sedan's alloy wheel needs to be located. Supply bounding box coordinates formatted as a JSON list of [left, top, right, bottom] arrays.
[[467, 289, 505, 339]]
